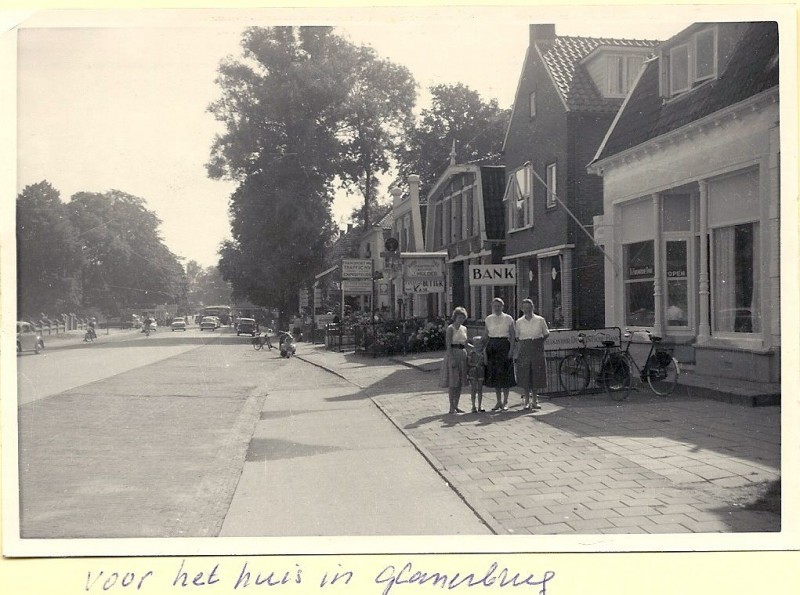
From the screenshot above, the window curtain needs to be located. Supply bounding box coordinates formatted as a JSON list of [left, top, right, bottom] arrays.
[[751, 224, 761, 333], [713, 226, 736, 332]]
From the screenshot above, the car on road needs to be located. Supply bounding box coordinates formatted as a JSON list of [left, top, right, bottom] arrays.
[[170, 319, 187, 332], [17, 321, 44, 354], [236, 318, 258, 336], [199, 316, 219, 331]]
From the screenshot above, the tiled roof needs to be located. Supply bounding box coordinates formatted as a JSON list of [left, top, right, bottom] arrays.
[[376, 209, 394, 229], [540, 36, 660, 112], [596, 22, 778, 161], [328, 227, 362, 264]]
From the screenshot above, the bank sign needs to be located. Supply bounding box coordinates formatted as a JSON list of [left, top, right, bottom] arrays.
[[469, 264, 517, 286]]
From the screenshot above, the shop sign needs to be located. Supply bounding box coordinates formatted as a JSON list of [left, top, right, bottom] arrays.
[[469, 264, 517, 286], [316, 314, 334, 328], [313, 287, 322, 308], [403, 258, 445, 278], [627, 265, 654, 279], [404, 278, 445, 294], [666, 266, 687, 278], [341, 258, 372, 279], [341, 279, 372, 294], [298, 289, 309, 308], [544, 328, 620, 352]]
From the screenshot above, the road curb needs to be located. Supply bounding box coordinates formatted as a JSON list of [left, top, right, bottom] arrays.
[[294, 353, 363, 388], [369, 396, 503, 536]]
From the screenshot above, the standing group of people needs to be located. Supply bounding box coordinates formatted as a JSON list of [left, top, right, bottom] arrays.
[[439, 297, 550, 415]]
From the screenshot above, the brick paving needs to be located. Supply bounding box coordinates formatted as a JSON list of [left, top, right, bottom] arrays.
[[298, 345, 781, 535]]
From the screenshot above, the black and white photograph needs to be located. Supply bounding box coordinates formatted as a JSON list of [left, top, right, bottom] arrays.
[[1, 4, 797, 559]]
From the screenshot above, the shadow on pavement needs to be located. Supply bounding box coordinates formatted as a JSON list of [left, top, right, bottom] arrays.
[[245, 437, 342, 462]]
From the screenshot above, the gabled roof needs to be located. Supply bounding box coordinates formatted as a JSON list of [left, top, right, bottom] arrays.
[[539, 35, 659, 112], [593, 22, 779, 163], [375, 209, 394, 229]]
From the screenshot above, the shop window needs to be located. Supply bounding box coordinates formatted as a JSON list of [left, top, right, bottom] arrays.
[[624, 240, 655, 327], [665, 240, 689, 327], [712, 223, 760, 333], [504, 164, 533, 232]]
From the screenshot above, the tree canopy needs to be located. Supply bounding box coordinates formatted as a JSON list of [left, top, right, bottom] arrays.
[[208, 26, 415, 317], [395, 83, 510, 194], [16, 181, 83, 316]]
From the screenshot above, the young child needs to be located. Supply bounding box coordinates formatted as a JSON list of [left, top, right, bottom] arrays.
[[466, 336, 487, 413]]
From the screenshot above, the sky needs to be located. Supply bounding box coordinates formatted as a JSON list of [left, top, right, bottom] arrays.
[[13, 6, 709, 267]]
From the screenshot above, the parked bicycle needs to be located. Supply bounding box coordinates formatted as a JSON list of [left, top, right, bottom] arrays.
[[607, 329, 680, 400], [558, 331, 624, 396]]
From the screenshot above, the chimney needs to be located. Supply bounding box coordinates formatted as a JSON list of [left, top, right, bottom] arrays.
[[390, 186, 403, 209], [529, 24, 556, 47]]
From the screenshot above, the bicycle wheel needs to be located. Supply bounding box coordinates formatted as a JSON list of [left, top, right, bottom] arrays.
[[602, 355, 631, 401], [647, 357, 679, 396], [558, 354, 590, 395], [252, 338, 263, 351]]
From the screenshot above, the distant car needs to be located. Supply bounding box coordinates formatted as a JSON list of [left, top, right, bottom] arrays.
[[236, 318, 258, 336], [170, 319, 187, 332], [17, 321, 44, 354], [199, 316, 218, 331]]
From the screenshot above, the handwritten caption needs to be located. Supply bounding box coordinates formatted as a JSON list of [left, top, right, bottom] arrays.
[[84, 560, 555, 595]]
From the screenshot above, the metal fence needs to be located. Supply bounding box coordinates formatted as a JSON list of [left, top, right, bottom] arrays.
[[541, 327, 622, 397]]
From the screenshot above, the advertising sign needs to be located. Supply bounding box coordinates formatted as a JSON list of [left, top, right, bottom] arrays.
[[468, 264, 517, 286], [316, 314, 335, 328], [403, 278, 445, 294], [298, 289, 309, 308], [403, 257, 445, 278], [544, 328, 620, 352], [341, 279, 372, 294], [341, 259, 373, 279], [313, 287, 322, 308]]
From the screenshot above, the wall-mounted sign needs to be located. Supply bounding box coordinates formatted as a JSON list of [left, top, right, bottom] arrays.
[[341, 259, 372, 279], [469, 264, 517, 286], [403, 258, 444, 278], [341, 279, 372, 294], [404, 279, 445, 294]]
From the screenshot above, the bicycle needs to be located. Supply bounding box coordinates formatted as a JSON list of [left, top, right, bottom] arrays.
[[558, 331, 627, 396], [609, 329, 681, 401], [252, 331, 274, 351]]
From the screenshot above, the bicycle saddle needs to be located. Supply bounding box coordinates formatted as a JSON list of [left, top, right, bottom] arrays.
[[650, 335, 663, 342], [602, 340, 616, 347]]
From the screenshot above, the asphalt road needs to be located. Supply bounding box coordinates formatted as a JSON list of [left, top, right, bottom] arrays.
[[14, 326, 488, 538]]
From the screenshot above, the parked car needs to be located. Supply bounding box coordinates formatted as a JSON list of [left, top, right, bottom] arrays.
[[236, 318, 259, 336], [170, 319, 187, 332], [199, 316, 218, 331], [17, 321, 44, 354]]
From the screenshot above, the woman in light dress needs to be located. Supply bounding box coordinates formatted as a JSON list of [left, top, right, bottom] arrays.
[[438, 306, 470, 414]]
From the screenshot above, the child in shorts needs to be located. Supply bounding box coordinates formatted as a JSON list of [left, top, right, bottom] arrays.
[[466, 335, 487, 413]]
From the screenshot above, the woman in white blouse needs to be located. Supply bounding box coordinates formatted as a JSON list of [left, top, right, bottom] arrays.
[[484, 297, 516, 411], [514, 298, 550, 410]]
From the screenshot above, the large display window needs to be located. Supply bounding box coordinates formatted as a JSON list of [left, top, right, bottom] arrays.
[[712, 222, 760, 334], [624, 240, 655, 327]]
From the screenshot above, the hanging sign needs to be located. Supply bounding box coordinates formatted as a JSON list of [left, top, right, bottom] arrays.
[[469, 264, 517, 286]]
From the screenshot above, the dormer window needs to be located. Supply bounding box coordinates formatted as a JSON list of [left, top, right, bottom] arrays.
[[663, 26, 718, 98], [607, 54, 645, 97]]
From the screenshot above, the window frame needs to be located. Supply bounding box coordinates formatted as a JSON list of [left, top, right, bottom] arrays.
[[693, 27, 718, 83], [623, 240, 656, 328], [669, 43, 691, 95], [664, 27, 718, 98], [504, 163, 534, 233], [546, 163, 557, 209]]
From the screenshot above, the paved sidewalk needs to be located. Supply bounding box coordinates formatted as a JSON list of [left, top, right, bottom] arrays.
[[296, 344, 781, 534]]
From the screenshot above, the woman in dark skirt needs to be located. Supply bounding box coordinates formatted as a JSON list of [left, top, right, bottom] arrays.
[[514, 298, 550, 410], [484, 297, 516, 411]]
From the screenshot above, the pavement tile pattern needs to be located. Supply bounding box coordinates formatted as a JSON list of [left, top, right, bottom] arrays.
[[300, 346, 781, 535]]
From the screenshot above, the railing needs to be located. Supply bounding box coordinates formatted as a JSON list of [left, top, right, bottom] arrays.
[[540, 327, 622, 397]]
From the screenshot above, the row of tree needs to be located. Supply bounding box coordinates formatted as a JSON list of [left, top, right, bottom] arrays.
[[211, 26, 509, 319], [17, 181, 188, 319]]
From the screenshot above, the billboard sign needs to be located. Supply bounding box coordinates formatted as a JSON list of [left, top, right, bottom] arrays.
[[341, 259, 373, 279]]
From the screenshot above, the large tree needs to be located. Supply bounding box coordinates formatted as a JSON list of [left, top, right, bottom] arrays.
[[336, 45, 416, 227], [207, 26, 413, 317], [16, 181, 83, 317], [395, 83, 511, 193], [67, 190, 184, 314]]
